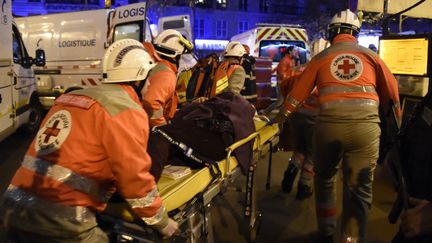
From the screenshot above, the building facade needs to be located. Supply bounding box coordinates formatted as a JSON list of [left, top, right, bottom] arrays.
[[12, 0, 306, 38]]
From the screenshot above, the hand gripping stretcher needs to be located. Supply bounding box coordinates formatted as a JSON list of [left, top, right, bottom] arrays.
[[100, 115, 279, 242]]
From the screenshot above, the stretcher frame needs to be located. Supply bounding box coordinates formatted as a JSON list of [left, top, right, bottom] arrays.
[[102, 118, 279, 243]]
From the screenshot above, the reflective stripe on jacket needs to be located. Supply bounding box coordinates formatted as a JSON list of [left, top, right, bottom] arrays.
[[280, 70, 319, 116], [142, 60, 179, 127], [283, 34, 401, 122], [5, 84, 168, 229], [214, 59, 246, 95]]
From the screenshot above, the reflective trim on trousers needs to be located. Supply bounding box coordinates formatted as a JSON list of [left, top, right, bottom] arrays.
[[21, 155, 112, 202], [3, 185, 96, 223], [319, 85, 377, 96], [141, 206, 166, 226], [125, 187, 159, 209], [320, 99, 379, 110]]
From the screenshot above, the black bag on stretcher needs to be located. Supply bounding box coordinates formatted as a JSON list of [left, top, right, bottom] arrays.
[[147, 92, 256, 181]]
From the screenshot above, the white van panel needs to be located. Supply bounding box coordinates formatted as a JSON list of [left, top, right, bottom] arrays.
[[58, 26, 100, 60], [16, 10, 109, 62]]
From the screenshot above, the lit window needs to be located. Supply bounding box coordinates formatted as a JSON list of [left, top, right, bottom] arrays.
[[216, 20, 227, 38], [194, 19, 205, 38], [259, 0, 268, 12], [239, 0, 247, 11], [217, 0, 226, 8], [238, 21, 248, 34]]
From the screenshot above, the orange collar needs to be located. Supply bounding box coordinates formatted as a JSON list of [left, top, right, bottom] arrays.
[[332, 34, 357, 44]]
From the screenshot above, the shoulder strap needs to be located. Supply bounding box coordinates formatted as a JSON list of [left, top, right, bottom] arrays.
[[153, 127, 222, 178]]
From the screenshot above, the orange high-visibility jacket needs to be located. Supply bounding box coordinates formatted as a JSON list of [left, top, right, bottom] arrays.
[[284, 34, 401, 120], [214, 59, 245, 95], [142, 60, 179, 127], [276, 54, 297, 85], [280, 69, 319, 115], [5, 84, 168, 229]]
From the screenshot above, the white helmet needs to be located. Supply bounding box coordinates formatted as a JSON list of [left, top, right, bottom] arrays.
[[102, 39, 156, 83], [328, 9, 361, 42], [153, 29, 194, 59], [224, 41, 247, 57], [310, 38, 330, 57]]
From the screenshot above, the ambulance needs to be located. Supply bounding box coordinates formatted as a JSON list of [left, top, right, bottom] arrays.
[[16, 3, 190, 109], [231, 23, 310, 106], [231, 23, 310, 66], [0, 0, 46, 142]]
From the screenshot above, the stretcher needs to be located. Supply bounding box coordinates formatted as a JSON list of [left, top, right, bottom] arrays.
[[101, 116, 279, 242]]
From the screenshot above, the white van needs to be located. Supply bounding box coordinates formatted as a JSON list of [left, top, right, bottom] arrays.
[[15, 2, 156, 109], [158, 15, 193, 41], [0, 0, 46, 142]]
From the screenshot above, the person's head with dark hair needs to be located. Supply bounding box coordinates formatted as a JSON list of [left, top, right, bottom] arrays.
[[283, 46, 299, 60]]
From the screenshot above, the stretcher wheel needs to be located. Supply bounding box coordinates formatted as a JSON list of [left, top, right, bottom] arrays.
[[248, 212, 262, 242]]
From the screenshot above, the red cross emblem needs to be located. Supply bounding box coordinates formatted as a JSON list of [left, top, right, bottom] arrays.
[[43, 120, 61, 143], [338, 59, 356, 74]]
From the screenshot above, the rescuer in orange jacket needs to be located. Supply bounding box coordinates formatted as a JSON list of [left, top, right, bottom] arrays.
[[276, 45, 300, 87], [280, 39, 330, 200], [213, 41, 247, 96], [0, 39, 178, 242], [142, 29, 194, 127], [277, 10, 401, 243]]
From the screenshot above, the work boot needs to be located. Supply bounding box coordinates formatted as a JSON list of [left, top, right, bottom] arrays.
[[296, 183, 313, 200], [281, 164, 298, 193]]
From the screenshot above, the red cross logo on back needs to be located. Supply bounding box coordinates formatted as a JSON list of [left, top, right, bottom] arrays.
[[43, 120, 61, 143], [338, 59, 356, 74], [331, 54, 363, 82]]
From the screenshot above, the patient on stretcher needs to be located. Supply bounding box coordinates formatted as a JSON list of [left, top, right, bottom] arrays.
[[147, 91, 256, 181], [100, 92, 278, 241]]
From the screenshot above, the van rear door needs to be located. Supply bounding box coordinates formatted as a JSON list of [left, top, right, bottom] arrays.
[[0, 0, 14, 139], [110, 2, 147, 43]]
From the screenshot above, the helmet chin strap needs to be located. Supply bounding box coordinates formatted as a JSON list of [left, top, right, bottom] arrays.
[[131, 78, 148, 101]]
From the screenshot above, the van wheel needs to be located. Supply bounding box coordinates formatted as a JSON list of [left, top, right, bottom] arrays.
[[23, 99, 44, 134]]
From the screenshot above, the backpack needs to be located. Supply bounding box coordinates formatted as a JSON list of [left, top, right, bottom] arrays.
[[176, 68, 193, 103], [185, 53, 220, 101]]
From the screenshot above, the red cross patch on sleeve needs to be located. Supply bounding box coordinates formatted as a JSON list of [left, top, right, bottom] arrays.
[[55, 94, 96, 109]]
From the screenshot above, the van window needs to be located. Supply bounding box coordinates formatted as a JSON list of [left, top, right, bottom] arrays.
[[259, 40, 307, 64], [114, 23, 141, 42], [163, 20, 185, 30], [12, 32, 23, 64]]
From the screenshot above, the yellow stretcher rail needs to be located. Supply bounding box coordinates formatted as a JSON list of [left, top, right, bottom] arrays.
[[103, 117, 280, 241]]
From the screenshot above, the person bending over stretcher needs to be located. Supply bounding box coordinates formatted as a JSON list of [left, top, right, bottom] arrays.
[[0, 39, 178, 242]]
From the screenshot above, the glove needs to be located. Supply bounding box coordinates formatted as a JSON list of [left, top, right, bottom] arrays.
[[159, 218, 179, 239], [276, 109, 291, 124]]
